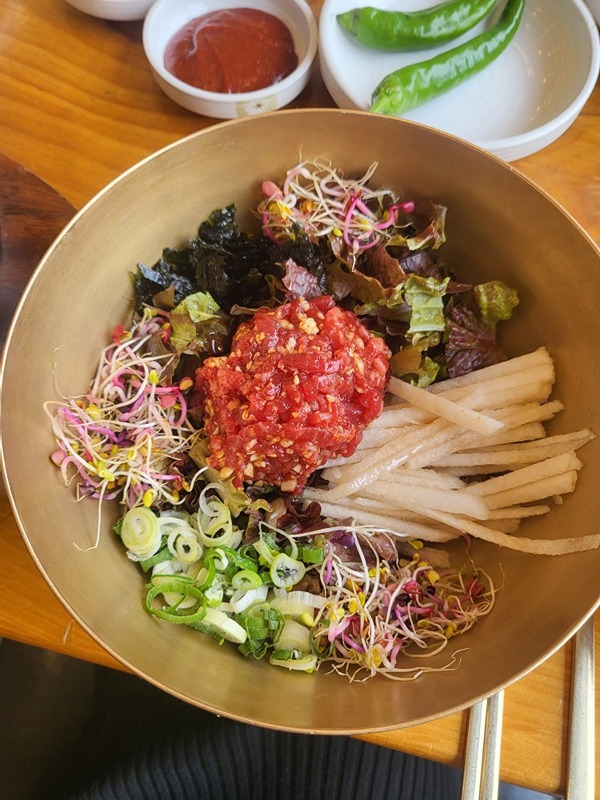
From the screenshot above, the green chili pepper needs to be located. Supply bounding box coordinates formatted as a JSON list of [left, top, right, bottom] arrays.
[[338, 0, 498, 52], [370, 0, 524, 116]]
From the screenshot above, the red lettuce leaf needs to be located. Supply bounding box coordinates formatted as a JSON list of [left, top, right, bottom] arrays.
[[446, 304, 507, 377]]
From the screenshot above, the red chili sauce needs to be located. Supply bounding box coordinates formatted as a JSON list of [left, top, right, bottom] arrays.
[[195, 296, 390, 494], [164, 8, 299, 94]]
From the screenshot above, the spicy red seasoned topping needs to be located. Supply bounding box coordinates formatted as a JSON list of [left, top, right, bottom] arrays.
[[195, 295, 390, 493]]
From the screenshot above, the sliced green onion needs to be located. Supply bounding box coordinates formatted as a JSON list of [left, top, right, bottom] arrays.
[[270, 590, 324, 622], [296, 543, 325, 564], [139, 545, 172, 573], [271, 589, 326, 608], [197, 495, 242, 549], [203, 545, 237, 572], [241, 618, 272, 640], [235, 555, 259, 572], [238, 639, 269, 659], [271, 648, 303, 661], [191, 607, 247, 644], [167, 526, 202, 565], [231, 569, 263, 590], [276, 619, 310, 653], [196, 561, 216, 592], [237, 602, 284, 642], [150, 568, 198, 610], [229, 585, 269, 614], [145, 580, 207, 624], [269, 653, 318, 672], [121, 507, 162, 560], [270, 553, 306, 589], [253, 533, 280, 565], [204, 578, 224, 608]]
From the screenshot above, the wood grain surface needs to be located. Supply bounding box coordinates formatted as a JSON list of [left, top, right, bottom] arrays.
[[0, 154, 74, 340], [0, 1, 598, 794]]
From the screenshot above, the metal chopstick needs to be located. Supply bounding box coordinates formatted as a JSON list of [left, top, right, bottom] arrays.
[[565, 615, 596, 800], [461, 697, 488, 799], [461, 691, 504, 800], [479, 691, 504, 800]]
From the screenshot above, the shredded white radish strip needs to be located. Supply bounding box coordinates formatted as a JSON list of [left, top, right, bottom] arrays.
[[427, 348, 552, 394], [435, 363, 555, 406], [387, 376, 504, 434], [312, 499, 460, 543], [486, 400, 564, 426], [484, 470, 579, 510], [468, 380, 555, 411], [321, 417, 452, 501], [370, 467, 465, 490], [310, 349, 597, 554], [387, 406, 564, 473], [463, 452, 582, 497], [407, 428, 480, 470], [358, 427, 402, 449], [474, 430, 593, 455], [420, 509, 600, 555], [370, 405, 430, 429], [324, 448, 378, 469], [438, 464, 547, 477], [358, 480, 490, 520], [435, 432, 593, 468], [487, 505, 551, 519], [460, 422, 545, 449], [404, 407, 554, 470]]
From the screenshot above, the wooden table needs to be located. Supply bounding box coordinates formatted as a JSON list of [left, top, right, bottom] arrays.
[[0, 1, 598, 795]]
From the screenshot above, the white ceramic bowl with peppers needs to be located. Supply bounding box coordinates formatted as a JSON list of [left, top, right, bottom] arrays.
[[320, 0, 600, 161], [143, 0, 318, 118]]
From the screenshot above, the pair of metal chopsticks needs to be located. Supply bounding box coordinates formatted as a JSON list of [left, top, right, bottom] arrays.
[[461, 690, 504, 800], [460, 615, 596, 800]]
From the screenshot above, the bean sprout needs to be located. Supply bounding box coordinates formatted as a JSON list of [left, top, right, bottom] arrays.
[[45, 308, 206, 550], [258, 158, 415, 261], [307, 526, 494, 681]]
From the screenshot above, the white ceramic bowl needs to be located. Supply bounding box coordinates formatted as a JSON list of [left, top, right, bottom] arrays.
[[65, 0, 155, 20], [319, 0, 600, 161], [143, 0, 318, 118]]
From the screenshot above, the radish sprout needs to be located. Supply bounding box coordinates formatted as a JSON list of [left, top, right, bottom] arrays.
[[45, 308, 206, 549], [258, 158, 415, 260]]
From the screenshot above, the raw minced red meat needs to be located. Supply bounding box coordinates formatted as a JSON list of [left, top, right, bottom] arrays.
[[194, 295, 390, 493]]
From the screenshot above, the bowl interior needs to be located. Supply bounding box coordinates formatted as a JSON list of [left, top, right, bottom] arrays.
[[2, 110, 600, 733]]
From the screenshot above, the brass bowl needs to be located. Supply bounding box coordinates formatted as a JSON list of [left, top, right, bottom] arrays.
[[2, 109, 599, 733]]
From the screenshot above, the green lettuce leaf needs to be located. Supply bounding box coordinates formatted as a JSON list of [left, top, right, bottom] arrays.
[[474, 281, 519, 332], [404, 275, 450, 340], [174, 291, 220, 323], [169, 291, 229, 356], [389, 344, 441, 387]]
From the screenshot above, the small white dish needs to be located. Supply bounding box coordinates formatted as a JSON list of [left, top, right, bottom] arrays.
[[319, 0, 600, 161], [143, 0, 318, 118], [65, 0, 155, 20]]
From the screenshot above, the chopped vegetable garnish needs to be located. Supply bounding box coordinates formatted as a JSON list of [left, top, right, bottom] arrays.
[[47, 160, 597, 681]]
